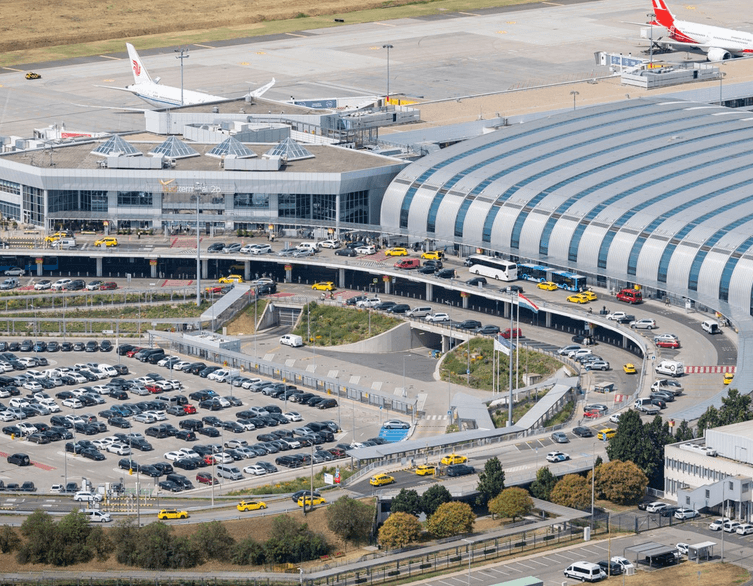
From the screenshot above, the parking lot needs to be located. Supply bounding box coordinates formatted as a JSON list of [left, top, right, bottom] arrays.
[[0, 342, 396, 496]]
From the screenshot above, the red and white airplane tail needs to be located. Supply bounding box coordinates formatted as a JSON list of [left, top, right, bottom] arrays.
[[126, 43, 154, 86], [651, 0, 675, 30]]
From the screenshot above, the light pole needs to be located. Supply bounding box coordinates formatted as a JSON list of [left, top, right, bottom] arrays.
[[382, 44, 393, 102], [720, 71, 726, 106], [194, 183, 206, 307], [647, 13, 656, 66], [462, 538, 474, 586], [570, 90, 579, 111], [175, 48, 189, 106]]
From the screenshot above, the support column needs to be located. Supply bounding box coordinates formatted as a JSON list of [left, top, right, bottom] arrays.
[[36, 261, 43, 277], [201, 259, 208, 280], [503, 300, 510, 318], [285, 267, 292, 283], [461, 294, 469, 309], [623, 335, 628, 349], [545, 311, 552, 328], [95, 257, 103, 277], [338, 267, 345, 289], [442, 334, 450, 353], [150, 261, 157, 279], [244, 261, 251, 282], [384, 278, 391, 295], [426, 282, 433, 302]]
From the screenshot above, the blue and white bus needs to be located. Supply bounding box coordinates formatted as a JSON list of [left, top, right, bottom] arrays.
[[551, 270, 586, 292], [466, 255, 517, 281], [518, 263, 549, 283]]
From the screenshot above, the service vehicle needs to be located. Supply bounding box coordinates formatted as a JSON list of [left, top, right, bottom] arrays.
[[616, 288, 642, 304], [157, 509, 189, 519], [237, 500, 268, 511], [369, 473, 395, 486], [440, 453, 467, 465]]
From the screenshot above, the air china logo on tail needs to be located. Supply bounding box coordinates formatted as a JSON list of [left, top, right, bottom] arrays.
[[132, 60, 141, 76]]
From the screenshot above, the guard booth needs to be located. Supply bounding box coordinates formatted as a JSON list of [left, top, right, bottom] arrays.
[[688, 541, 716, 562]]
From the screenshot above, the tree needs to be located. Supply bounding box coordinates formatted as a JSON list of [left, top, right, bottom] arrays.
[[698, 405, 720, 434], [488, 488, 533, 521], [264, 516, 329, 564], [192, 520, 235, 562], [673, 419, 695, 442], [0, 525, 18, 553], [550, 474, 590, 510], [378, 512, 422, 549], [476, 456, 505, 506], [529, 467, 558, 501], [134, 522, 176, 570], [50, 510, 97, 566], [421, 485, 452, 516], [719, 389, 752, 425], [593, 460, 648, 505], [112, 518, 141, 566], [390, 488, 422, 516], [326, 496, 375, 544], [232, 538, 266, 566], [606, 409, 671, 489], [425, 502, 475, 538], [17, 510, 57, 565]]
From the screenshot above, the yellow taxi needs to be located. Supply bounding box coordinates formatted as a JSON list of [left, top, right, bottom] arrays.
[[369, 473, 395, 486], [421, 250, 444, 261], [94, 237, 118, 247], [440, 453, 467, 465], [566, 294, 589, 304], [385, 247, 409, 257], [312, 282, 335, 291], [297, 495, 326, 507], [537, 281, 558, 291], [724, 372, 734, 385], [218, 274, 244, 284], [157, 509, 189, 520], [44, 232, 66, 243], [597, 428, 617, 441], [415, 464, 436, 476], [623, 363, 637, 374], [237, 500, 268, 512], [580, 290, 598, 301]]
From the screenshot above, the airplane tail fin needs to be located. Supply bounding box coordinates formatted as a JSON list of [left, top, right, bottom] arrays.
[[126, 43, 153, 86], [246, 78, 275, 99], [651, 0, 675, 29]]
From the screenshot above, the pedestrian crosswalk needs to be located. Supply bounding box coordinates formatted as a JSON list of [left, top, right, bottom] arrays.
[[424, 414, 449, 421]]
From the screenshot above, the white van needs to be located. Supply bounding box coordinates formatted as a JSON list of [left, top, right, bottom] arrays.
[[656, 360, 684, 377], [216, 464, 243, 480], [52, 238, 77, 250], [563, 561, 606, 582], [84, 509, 112, 523], [296, 242, 318, 253], [97, 364, 117, 377], [280, 334, 304, 347], [407, 306, 433, 318], [701, 319, 721, 334]]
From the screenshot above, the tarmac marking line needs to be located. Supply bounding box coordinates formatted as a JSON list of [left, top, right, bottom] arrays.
[[514, 562, 537, 570]]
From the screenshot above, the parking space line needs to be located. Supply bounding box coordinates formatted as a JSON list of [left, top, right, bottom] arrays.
[[514, 562, 538, 570]]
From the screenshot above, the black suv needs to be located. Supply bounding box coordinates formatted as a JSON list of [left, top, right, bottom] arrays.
[[455, 319, 482, 330], [446, 464, 475, 477]]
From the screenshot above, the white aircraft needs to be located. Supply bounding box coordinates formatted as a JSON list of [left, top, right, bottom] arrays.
[[649, 0, 753, 61], [100, 43, 275, 108]]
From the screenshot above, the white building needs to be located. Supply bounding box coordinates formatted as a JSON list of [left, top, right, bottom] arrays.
[[665, 421, 753, 521]]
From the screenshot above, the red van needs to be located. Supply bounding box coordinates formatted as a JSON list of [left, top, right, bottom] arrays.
[[616, 288, 642, 304], [394, 258, 420, 270]]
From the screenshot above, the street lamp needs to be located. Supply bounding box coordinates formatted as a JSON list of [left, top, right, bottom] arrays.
[[647, 13, 656, 65], [175, 48, 189, 106], [382, 44, 394, 102], [194, 183, 206, 307], [462, 538, 474, 586], [720, 71, 726, 106], [570, 90, 579, 111]]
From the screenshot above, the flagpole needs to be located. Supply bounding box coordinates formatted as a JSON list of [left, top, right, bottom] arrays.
[[515, 293, 520, 390], [508, 294, 514, 427]]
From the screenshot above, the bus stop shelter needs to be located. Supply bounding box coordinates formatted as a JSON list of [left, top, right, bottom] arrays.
[[623, 542, 678, 567]]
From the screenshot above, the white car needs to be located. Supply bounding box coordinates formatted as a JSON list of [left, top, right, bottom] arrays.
[[164, 451, 183, 461], [424, 312, 451, 323], [172, 361, 191, 371], [87, 511, 112, 523], [243, 464, 267, 476], [22, 381, 42, 391], [284, 412, 303, 422], [654, 333, 679, 342], [65, 414, 84, 425], [0, 411, 17, 422], [355, 245, 376, 255], [318, 239, 340, 249], [546, 451, 570, 463], [557, 344, 581, 356], [355, 297, 381, 308], [4, 267, 25, 276], [17, 422, 38, 435], [645, 502, 669, 513], [630, 318, 657, 330], [133, 413, 157, 424], [609, 413, 621, 424], [709, 518, 729, 531], [62, 398, 83, 409], [568, 348, 593, 359], [723, 520, 741, 533], [248, 244, 272, 255], [605, 311, 628, 321], [51, 279, 72, 290], [106, 443, 131, 455], [34, 280, 52, 290], [241, 378, 262, 389], [611, 556, 635, 572], [73, 491, 103, 503], [145, 410, 167, 421], [675, 543, 689, 556], [737, 523, 753, 535], [10, 398, 29, 408], [674, 508, 699, 520]]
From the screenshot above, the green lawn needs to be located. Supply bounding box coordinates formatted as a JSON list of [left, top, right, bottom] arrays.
[[292, 303, 402, 346]]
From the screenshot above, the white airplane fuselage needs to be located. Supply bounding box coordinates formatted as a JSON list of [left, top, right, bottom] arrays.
[[126, 83, 226, 108]]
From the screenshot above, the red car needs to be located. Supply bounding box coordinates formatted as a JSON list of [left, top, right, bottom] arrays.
[[146, 384, 163, 394], [583, 409, 600, 419], [183, 404, 197, 414], [99, 282, 118, 290], [205, 285, 223, 295], [196, 472, 218, 485], [203, 455, 217, 466], [656, 339, 680, 349], [501, 328, 523, 339], [126, 347, 142, 358]]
